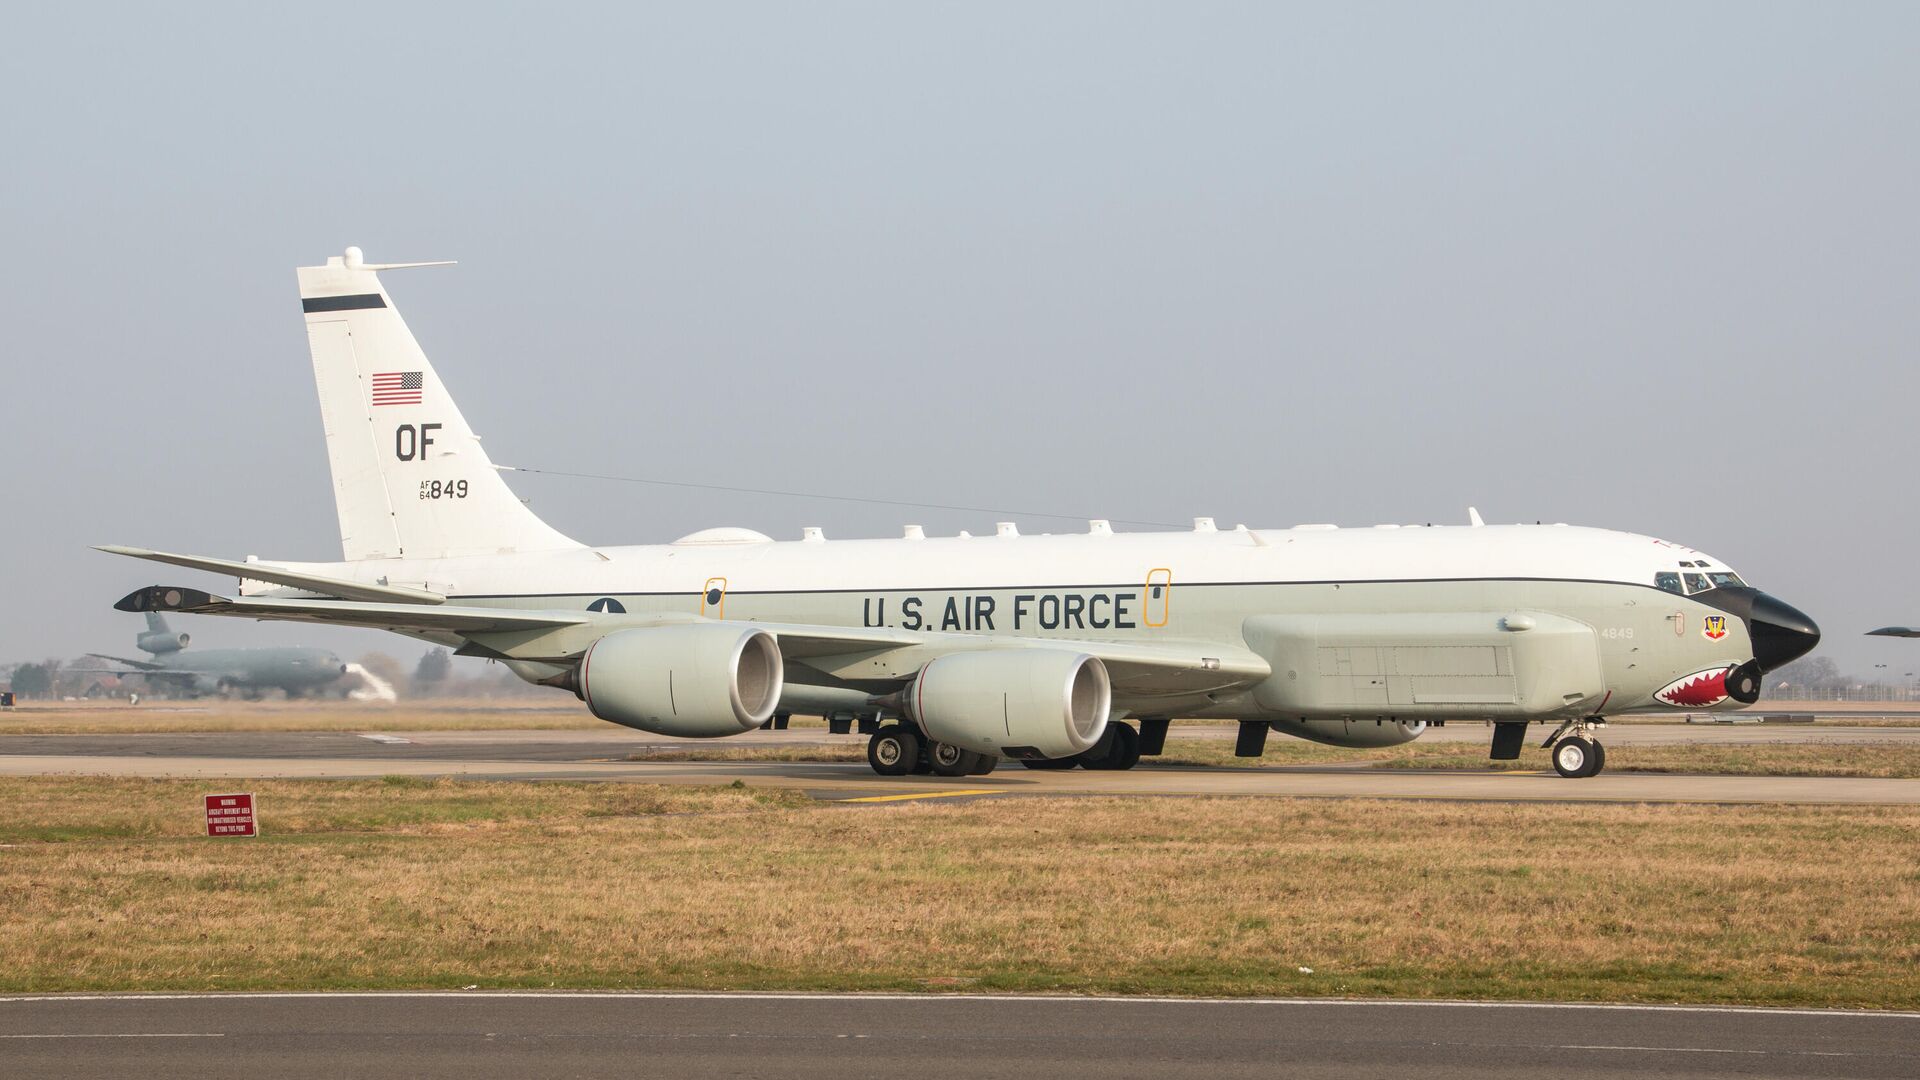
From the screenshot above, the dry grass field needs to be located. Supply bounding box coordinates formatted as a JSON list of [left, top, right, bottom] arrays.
[[1, 775, 1917, 1005]]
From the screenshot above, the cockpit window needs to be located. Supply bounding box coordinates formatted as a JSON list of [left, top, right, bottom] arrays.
[[1708, 571, 1745, 589], [1683, 572, 1711, 594], [1654, 572, 1684, 595]]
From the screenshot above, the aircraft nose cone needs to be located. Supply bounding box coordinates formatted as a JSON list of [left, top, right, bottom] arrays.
[[1750, 592, 1820, 671]]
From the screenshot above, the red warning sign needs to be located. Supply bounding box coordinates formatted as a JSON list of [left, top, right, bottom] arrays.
[[204, 792, 257, 837]]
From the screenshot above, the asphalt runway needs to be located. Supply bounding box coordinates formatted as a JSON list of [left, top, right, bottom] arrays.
[[3, 728, 1919, 803], [1, 993, 1914, 1079]]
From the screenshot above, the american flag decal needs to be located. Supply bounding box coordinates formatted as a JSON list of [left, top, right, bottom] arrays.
[[371, 371, 424, 406]]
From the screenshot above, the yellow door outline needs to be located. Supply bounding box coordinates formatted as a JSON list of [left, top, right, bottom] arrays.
[[701, 577, 728, 618], [1145, 568, 1172, 628]]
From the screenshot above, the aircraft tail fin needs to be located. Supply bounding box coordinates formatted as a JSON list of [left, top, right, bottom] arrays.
[[296, 247, 581, 562], [144, 612, 171, 636]]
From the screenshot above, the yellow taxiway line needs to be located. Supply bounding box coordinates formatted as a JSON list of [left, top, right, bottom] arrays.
[[840, 789, 1003, 803]]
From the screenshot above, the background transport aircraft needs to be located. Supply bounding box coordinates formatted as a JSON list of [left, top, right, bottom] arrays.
[[71, 613, 347, 698], [102, 248, 1821, 778], [1866, 627, 1920, 637]]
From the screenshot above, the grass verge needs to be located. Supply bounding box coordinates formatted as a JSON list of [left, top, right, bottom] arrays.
[[1, 775, 1917, 1005]]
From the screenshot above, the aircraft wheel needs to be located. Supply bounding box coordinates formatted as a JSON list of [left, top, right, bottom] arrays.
[[1585, 739, 1607, 777], [928, 741, 977, 777], [968, 753, 997, 776], [1552, 736, 1596, 779], [1020, 757, 1079, 770], [1081, 723, 1140, 770], [867, 725, 922, 777]]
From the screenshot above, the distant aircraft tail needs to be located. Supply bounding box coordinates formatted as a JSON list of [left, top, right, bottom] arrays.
[[296, 247, 581, 562]]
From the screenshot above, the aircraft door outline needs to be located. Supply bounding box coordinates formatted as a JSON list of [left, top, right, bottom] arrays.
[[701, 577, 728, 618], [1145, 568, 1172, 628]]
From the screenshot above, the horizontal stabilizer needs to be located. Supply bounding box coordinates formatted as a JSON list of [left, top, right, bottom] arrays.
[[115, 586, 589, 635], [1866, 626, 1920, 638], [96, 546, 445, 604]]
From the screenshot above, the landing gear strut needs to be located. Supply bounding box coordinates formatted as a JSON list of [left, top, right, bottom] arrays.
[[1542, 717, 1608, 778]]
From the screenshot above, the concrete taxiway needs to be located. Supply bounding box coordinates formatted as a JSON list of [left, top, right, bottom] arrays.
[[2, 728, 1918, 803], [1, 993, 1914, 1079]]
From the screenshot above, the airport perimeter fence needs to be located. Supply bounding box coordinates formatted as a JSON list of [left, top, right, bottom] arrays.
[[1765, 684, 1920, 702]]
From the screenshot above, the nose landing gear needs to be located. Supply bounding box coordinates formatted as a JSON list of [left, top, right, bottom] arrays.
[[1542, 717, 1608, 778]]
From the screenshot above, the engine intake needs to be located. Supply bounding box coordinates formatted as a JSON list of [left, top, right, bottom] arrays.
[[579, 624, 783, 737], [909, 649, 1110, 760]]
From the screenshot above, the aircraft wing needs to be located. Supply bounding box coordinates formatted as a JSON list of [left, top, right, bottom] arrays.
[[96, 546, 445, 604], [83, 653, 166, 671], [749, 621, 1270, 697], [115, 586, 589, 635], [112, 585, 1266, 696], [1867, 627, 1920, 637]]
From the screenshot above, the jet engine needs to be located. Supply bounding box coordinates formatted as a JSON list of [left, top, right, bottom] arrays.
[[137, 630, 190, 654], [908, 649, 1110, 759], [1269, 717, 1427, 748], [578, 624, 783, 737]]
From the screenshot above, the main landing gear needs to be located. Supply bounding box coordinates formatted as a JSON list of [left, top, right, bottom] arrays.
[[864, 721, 1144, 777], [866, 724, 998, 778], [1541, 717, 1608, 778], [1018, 722, 1141, 772]]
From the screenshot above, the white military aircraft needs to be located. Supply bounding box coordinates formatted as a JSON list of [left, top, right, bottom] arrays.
[[104, 248, 1820, 779]]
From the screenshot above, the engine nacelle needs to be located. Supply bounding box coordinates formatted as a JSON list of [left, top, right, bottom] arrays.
[[909, 649, 1110, 760], [137, 630, 189, 654], [1270, 717, 1427, 748], [579, 624, 784, 737]]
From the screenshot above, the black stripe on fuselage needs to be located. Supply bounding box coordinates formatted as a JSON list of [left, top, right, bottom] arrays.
[[302, 294, 387, 313]]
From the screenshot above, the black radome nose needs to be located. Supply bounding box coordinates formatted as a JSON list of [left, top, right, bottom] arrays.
[[1750, 592, 1821, 671]]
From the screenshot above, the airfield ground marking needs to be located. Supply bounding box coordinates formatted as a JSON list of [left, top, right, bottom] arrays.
[[0, 1033, 225, 1040], [840, 789, 1004, 803]]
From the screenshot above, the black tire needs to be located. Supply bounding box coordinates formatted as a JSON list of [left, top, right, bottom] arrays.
[[1077, 727, 1121, 770], [1552, 735, 1594, 778], [968, 753, 997, 776], [1020, 757, 1079, 770], [928, 741, 977, 777], [867, 725, 922, 777], [1082, 723, 1141, 770], [1585, 739, 1606, 777], [1112, 724, 1142, 770]]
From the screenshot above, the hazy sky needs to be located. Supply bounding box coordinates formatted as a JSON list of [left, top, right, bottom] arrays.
[[3, 2, 1915, 674]]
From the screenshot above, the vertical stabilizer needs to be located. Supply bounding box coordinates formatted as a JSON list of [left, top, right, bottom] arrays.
[[296, 247, 580, 561]]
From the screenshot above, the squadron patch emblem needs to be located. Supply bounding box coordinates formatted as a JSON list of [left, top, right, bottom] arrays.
[[1702, 615, 1728, 641]]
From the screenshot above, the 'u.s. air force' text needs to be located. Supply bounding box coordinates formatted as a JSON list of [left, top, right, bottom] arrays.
[[863, 592, 1140, 631]]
